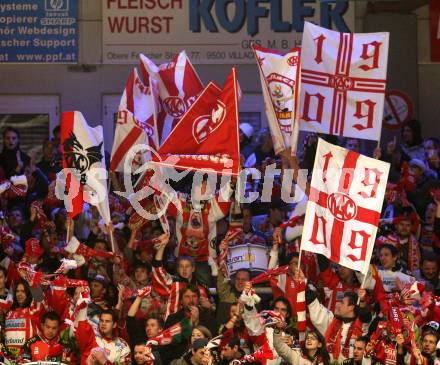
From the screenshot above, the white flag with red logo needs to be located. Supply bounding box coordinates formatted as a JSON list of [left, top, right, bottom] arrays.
[[153, 68, 241, 176], [252, 44, 301, 155], [59, 111, 111, 224], [140, 51, 203, 145], [110, 68, 159, 172], [301, 138, 390, 274], [299, 22, 389, 141]]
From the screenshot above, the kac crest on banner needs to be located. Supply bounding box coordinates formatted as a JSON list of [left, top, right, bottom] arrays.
[[192, 101, 227, 145], [140, 51, 204, 146]]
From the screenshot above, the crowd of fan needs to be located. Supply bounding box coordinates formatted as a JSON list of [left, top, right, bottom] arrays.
[[0, 119, 438, 365]]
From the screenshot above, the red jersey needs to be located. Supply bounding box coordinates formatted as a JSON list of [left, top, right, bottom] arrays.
[[75, 319, 131, 364], [167, 191, 231, 262], [319, 267, 359, 313], [4, 302, 45, 358]]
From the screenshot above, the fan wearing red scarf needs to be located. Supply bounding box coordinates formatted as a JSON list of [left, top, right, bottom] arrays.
[[364, 308, 408, 365], [262, 249, 304, 331], [72, 290, 131, 365], [240, 281, 296, 365], [300, 268, 372, 363], [151, 234, 212, 320], [393, 212, 422, 272]]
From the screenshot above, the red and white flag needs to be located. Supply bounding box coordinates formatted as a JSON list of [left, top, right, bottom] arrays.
[[110, 68, 159, 172], [301, 138, 390, 274], [59, 111, 111, 224], [140, 51, 203, 145], [153, 68, 241, 176], [252, 44, 301, 154], [299, 22, 389, 141]]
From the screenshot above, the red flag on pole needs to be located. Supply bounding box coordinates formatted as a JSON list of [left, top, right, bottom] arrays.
[[153, 68, 241, 176]]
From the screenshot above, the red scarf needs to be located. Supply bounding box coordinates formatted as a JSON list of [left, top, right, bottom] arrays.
[[325, 317, 363, 360], [379, 342, 398, 365], [406, 235, 420, 272]]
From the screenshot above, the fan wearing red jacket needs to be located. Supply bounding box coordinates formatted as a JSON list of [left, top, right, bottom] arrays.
[[22, 311, 72, 362], [266, 247, 300, 319], [316, 254, 360, 313], [151, 234, 213, 320], [0, 266, 12, 322], [75, 307, 131, 365]]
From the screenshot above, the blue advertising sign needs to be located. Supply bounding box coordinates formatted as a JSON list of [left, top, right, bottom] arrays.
[[0, 0, 78, 63]]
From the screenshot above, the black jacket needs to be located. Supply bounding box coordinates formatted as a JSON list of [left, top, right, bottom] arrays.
[[162, 308, 218, 364], [0, 148, 30, 178]]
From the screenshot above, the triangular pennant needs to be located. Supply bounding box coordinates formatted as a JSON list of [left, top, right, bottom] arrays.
[[252, 44, 301, 154], [153, 68, 241, 176]]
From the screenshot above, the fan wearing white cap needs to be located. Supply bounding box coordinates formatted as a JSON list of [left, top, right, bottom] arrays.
[[239, 123, 255, 162]]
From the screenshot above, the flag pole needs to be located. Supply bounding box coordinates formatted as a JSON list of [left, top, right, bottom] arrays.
[[357, 254, 374, 305], [150, 75, 160, 150], [66, 218, 71, 245], [107, 171, 112, 192], [357, 242, 374, 305], [298, 248, 303, 271], [357, 272, 369, 306], [107, 192, 116, 253], [375, 128, 383, 156], [291, 48, 302, 157], [109, 229, 116, 253]]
